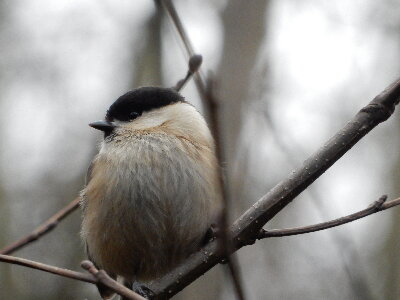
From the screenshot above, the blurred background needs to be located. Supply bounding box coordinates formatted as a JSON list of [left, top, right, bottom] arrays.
[[0, 0, 399, 299]]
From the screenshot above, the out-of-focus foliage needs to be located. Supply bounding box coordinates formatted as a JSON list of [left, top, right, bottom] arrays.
[[0, 0, 399, 299]]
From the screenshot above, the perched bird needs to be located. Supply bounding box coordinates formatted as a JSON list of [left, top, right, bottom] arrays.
[[80, 87, 222, 297]]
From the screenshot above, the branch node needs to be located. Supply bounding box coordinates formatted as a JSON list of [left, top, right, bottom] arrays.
[[188, 54, 202, 74], [370, 195, 388, 211], [360, 103, 393, 122], [173, 54, 203, 92], [81, 260, 97, 274], [257, 229, 266, 240]]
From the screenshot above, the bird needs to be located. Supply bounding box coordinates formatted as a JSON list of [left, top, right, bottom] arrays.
[[80, 87, 222, 298]]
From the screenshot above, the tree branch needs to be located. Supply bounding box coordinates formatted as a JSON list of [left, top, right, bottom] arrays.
[[147, 78, 400, 299], [0, 197, 80, 255], [259, 195, 400, 238]]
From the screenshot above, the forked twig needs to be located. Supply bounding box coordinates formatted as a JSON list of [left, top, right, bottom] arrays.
[[0, 254, 145, 300]]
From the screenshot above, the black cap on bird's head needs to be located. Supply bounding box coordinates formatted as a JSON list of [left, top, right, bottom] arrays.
[[89, 87, 184, 135]]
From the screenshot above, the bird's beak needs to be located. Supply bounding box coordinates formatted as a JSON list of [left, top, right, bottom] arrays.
[[89, 120, 117, 132]]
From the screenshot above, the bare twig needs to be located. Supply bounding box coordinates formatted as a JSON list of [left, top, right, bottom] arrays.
[[161, 0, 194, 56], [147, 79, 400, 299], [81, 261, 146, 300], [0, 254, 145, 300], [160, 0, 213, 121], [259, 195, 400, 238], [0, 197, 80, 255], [0, 254, 96, 284]]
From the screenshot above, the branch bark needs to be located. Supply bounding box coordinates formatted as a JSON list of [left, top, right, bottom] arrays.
[[147, 78, 400, 299]]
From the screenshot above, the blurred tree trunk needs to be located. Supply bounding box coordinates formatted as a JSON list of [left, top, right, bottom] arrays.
[[217, 1, 269, 298], [173, 1, 270, 299], [0, 1, 13, 297], [216, 0, 269, 214], [131, 0, 164, 87], [377, 2, 400, 297], [188, 1, 270, 299], [0, 186, 12, 300], [383, 114, 400, 299]]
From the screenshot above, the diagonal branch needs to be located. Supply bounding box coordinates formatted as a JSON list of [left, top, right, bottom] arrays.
[[160, 0, 194, 57], [231, 78, 400, 244], [259, 195, 400, 238], [147, 78, 400, 299], [0, 197, 80, 255]]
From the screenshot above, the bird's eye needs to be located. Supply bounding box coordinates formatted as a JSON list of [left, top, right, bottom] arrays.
[[129, 111, 141, 120]]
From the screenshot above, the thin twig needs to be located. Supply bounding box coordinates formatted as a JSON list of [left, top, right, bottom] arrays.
[[0, 254, 96, 284], [147, 78, 400, 299], [160, 0, 213, 123], [0, 254, 145, 300], [0, 197, 80, 255], [160, 0, 194, 56], [259, 195, 400, 238]]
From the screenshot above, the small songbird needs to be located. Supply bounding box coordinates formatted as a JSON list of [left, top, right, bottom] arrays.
[[80, 87, 222, 298]]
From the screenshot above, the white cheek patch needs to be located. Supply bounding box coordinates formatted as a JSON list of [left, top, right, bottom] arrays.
[[130, 111, 167, 130]]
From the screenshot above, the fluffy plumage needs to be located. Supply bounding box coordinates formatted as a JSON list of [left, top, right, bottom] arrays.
[[80, 87, 222, 286]]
